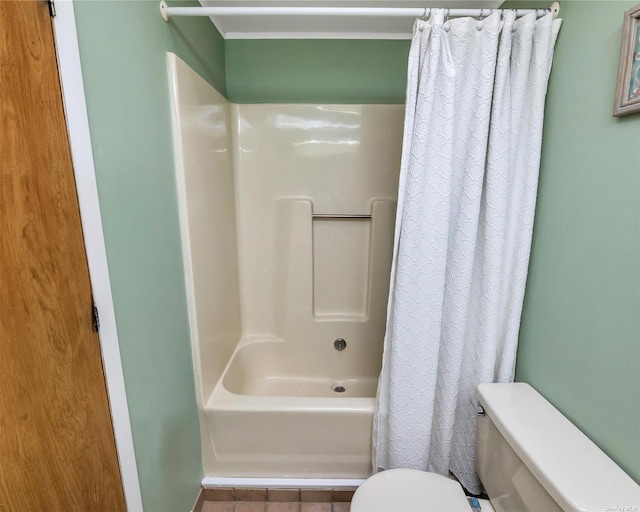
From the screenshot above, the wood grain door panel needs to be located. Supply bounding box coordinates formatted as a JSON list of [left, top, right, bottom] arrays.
[[0, 2, 126, 510]]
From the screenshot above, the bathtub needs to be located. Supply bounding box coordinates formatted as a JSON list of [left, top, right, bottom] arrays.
[[204, 337, 378, 478], [169, 61, 401, 482]]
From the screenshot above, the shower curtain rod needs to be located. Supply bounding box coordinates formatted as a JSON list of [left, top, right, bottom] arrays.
[[159, 2, 560, 23]]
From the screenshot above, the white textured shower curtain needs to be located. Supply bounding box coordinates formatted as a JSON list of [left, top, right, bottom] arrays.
[[373, 10, 562, 493]]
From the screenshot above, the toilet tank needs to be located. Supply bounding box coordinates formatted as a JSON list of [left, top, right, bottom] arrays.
[[476, 383, 640, 512]]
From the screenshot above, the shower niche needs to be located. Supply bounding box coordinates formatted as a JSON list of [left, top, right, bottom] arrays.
[[313, 214, 372, 319], [168, 53, 404, 479]]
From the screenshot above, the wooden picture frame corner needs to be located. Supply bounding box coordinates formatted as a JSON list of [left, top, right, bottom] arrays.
[[613, 3, 640, 117]]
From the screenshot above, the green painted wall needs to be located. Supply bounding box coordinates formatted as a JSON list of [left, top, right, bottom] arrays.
[[225, 40, 410, 103], [73, 1, 225, 510], [509, 1, 640, 482]]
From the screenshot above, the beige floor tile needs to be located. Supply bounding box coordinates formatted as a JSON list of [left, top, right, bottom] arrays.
[[202, 502, 234, 512], [266, 502, 300, 512], [300, 503, 331, 512], [300, 490, 332, 502], [203, 488, 235, 501], [331, 491, 355, 502], [235, 502, 267, 512], [268, 489, 300, 502], [236, 489, 268, 501], [332, 503, 351, 512]]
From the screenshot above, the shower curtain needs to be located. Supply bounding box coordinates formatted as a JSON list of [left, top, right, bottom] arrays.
[[373, 9, 562, 493]]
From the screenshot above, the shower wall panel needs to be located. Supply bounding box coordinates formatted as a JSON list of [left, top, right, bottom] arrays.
[[167, 53, 241, 412], [232, 104, 404, 364]]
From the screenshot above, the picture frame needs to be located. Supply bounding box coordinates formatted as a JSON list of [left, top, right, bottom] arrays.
[[614, 4, 640, 116]]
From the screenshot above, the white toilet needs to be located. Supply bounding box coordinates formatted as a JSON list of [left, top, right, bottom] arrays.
[[352, 383, 640, 512]]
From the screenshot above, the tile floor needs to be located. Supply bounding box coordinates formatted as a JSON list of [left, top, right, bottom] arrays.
[[202, 502, 350, 512], [200, 488, 352, 512]]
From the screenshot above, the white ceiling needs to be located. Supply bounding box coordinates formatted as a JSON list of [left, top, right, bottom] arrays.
[[198, 0, 503, 39]]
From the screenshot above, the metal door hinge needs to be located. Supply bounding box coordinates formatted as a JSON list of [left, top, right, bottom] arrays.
[[47, 0, 56, 17], [92, 304, 100, 333]]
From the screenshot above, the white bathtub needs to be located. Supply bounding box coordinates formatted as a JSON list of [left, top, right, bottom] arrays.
[[204, 337, 378, 478]]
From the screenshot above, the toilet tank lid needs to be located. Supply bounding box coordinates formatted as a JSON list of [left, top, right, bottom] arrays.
[[477, 383, 640, 512]]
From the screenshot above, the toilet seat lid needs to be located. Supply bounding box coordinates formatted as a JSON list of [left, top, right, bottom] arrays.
[[351, 469, 470, 512]]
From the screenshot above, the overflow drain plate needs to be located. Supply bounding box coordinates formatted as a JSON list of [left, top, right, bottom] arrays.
[[334, 338, 347, 351]]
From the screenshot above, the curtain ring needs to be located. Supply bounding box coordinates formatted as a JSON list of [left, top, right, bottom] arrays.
[[418, 7, 428, 31], [477, 8, 484, 30]]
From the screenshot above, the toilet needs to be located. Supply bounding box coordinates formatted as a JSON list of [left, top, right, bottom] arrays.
[[352, 383, 640, 512]]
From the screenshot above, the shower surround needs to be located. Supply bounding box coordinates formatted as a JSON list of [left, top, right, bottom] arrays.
[[168, 53, 403, 478]]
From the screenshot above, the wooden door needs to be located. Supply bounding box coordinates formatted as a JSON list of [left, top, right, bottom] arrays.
[[0, 2, 127, 510]]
